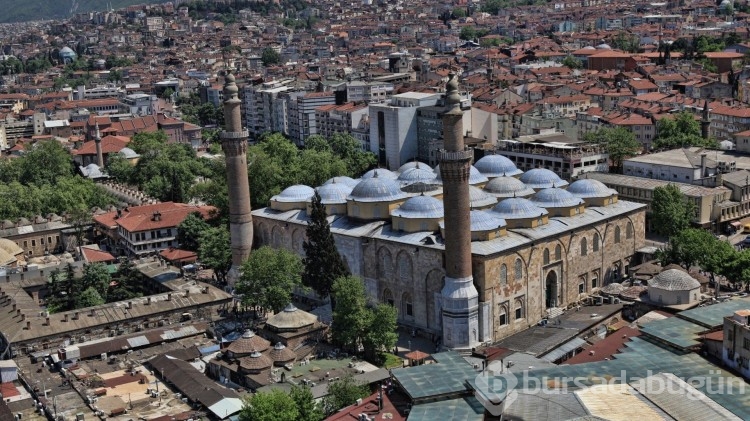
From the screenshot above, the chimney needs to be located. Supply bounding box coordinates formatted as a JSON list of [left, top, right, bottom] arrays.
[[20, 313, 24, 321], [147, 297, 152, 305], [167, 293, 171, 301], [45, 317, 50, 326], [16, 308, 20, 316], [127, 301, 132, 309], [185, 290, 190, 298], [12, 303, 16, 312], [73, 312, 79, 320], [701, 153, 707, 177], [64, 314, 68, 322], [26, 321, 30, 330]]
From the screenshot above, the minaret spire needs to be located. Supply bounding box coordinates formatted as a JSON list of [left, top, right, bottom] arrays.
[[701, 99, 711, 140], [94, 122, 104, 167], [439, 72, 480, 349], [220, 70, 253, 286]]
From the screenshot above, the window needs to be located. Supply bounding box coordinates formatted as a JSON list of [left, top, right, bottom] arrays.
[[626, 222, 633, 239], [593, 233, 600, 252], [592, 277, 598, 289], [555, 244, 561, 261], [543, 248, 550, 265], [500, 264, 507, 286], [498, 303, 508, 326], [744, 337, 750, 351], [31, 240, 35, 247], [403, 293, 413, 317], [580, 237, 588, 256], [614, 226, 621, 244], [398, 254, 411, 281], [514, 258, 523, 280], [383, 288, 394, 306], [515, 299, 524, 320], [579, 282, 585, 294]]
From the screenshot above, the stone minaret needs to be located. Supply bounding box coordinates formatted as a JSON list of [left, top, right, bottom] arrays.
[[220, 71, 253, 286], [701, 99, 711, 140], [439, 73, 480, 349], [94, 122, 104, 167]]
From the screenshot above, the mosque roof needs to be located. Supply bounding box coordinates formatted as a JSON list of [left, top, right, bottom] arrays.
[[530, 188, 584, 208], [484, 176, 535, 198], [490, 197, 548, 219], [392, 195, 444, 219], [362, 168, 398, 180], [567, 179, 618, 199], [119, 147, 140, 159], [323, 176, 359, 188], [649, 269, 701, 291], [469, 186, 498, 208], [474, 155, 523, 177], [398, 161, 430, 173], [519, 168, 569, 189], [349, 173, 407, 202], [315, 182, 353, 205], [272, 185, 315, 203], [398, 166, 440, 185]]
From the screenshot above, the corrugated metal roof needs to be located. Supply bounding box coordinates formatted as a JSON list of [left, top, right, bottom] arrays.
[[540, 337, 587, 362], [127, 335, 150, 348]]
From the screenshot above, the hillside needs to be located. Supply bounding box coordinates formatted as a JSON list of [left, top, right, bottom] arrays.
[[0, 0, 170, 24]]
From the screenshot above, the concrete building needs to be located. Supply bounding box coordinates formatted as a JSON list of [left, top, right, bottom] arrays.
[[315, 102, 369, 142], [287, 91, 336, 145], [369, 92, 440, 170], [723, 309, 750, 380], [242, 79, 294, 139], [221, 72, 254, 286], [623, 148, 734, 187], [345, 80, 393, 103]]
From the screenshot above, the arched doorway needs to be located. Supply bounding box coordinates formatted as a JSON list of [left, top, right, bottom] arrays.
[[545, 270, 558, 309]]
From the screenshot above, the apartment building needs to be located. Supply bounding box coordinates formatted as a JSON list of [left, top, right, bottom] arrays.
[[723, 310, 750, 380], [287, 91, 336, 146], [315, 102, 369, 141], [242, 79, 295, 139]]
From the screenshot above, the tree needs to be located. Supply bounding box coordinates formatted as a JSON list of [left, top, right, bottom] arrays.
[[452, 7, 467, 18], [583, 127, 641, 171], [481, 0, 506, 15], [302, 192, 350, 299], [561, 55, 582, 69], [651, 184, 694, 238], [177, 212, 211, 251], [362, 303, 398, 362], [198, 226, 233, 284], [290, 385, 324, 421], [239, 389, 298, 421], [20, 140, 73, 186], [660, 228, 716, 270], [331, 276, 370, 351], [653, 111, 718, 150], [81, 262, 111, 300], [108, 259, 145, 302], [161, 87, 175, 101], [322, 376, 370, 415], [261, 48, 280, 67], [460, 26, 477, 41], [77, 287, 105, 308], [237, 246, 303, 313]]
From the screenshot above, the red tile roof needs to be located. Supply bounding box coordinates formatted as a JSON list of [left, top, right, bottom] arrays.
[[74, 136, 130, 156], [94, 202, 215, 233], [160, 247, 197, 263], [81, 247, 116, 264], [565, 326, 642, 365]]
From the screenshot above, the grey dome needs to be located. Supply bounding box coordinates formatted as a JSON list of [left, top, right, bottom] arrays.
[[568, 179, 617, 199], [315, 182, 353, 205], [362, 168, 398, 180], [519, 168, 568, 189], [469, 185, 498, 208], [349, 175, 407, 202], [119, 147, 140, 159], [272, 185, 315, 203], [323, 176, 359, 188], [397, 161, 429, 173], [490, 197, 548, 220], [391, 195, 444, 218], [474, 155, 523, 177], [596, 43, 612, 50], [398, 166, 439, 185], [80, 163, 105, 178], [469, 210, 507, 232], [649, 269, 700, 291], [530, 188, 584, 208], [600, 283, 625, 295], [484, 176, 535, 198], [434, 165, 488, 185]]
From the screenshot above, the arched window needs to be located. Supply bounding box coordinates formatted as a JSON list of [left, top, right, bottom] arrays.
[[514, 298, 525, 320], [500, 264, 507, 286], [580, 237, 588, 256], [554, 244, 561, 261], [514, 258, 523, 280], [498, 302, 508, 326], [383, 288, 394, 306], [614, 226, 621, 244], [402, 292, 413, 317], [379, 249, 392, 278], [626, 222, 634, 239], [398, 253, 412, 281], [543, 248, 550, 265], [593, 233, 600, 252]]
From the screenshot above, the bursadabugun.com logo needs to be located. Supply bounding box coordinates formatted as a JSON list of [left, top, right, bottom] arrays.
[[473, 367, 746, 416]]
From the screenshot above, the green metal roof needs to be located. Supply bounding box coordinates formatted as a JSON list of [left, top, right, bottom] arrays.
[[392, 351, 477, 401], [677, 297, 750, 328], [639, 316, 705, 350], [407, 396, 485, 421]]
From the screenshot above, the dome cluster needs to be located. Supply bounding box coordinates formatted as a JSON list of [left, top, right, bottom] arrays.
[[263, 156, 619, 235]]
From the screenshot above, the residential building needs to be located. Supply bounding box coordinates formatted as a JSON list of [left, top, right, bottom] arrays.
[[622, 147, 733, 186], [345, 81, 393, 103], [287, 91, 336, 146], [315, 102, 369, 141], [242, 79, 295, 139], [723, 309, 750, 380]]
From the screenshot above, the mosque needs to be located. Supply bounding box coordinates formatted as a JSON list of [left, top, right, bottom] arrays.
[[246, 80, 646, 349]]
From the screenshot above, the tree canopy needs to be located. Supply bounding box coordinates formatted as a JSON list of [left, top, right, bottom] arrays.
[[322, 376, 371, 415], [239, 389, 298, 421], [583, 126, 641, 171], [237, 246, 303, 313], [198, 226, 233, 284], [653, 111, 718, 150], [302, 192, 350, 299], [177, 212, 211, 251], [651, 184, 694, 238], [261, 48, 281, 67]]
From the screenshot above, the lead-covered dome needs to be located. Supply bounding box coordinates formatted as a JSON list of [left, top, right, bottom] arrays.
[[398, 161, 429, 173], [469, 185, 498, 209], [323, 176, 359, 188], [469, 210, 507, 231], [484, 176, 535, 198], [649, 269, 700, 291], [490, 197, 548, 220], [315, 181, 353, 204], [349, 173, 407, 202], [272, 185, 315, 202], [434, 165, 488, 185], [474, 155, 523, 177], [398, 165, 439, 185], [530, 187, 584, 208], [519, 168, 568, 189], [567, 179, 617, 198], [119, 147, 140, 159], [361, 168, 398, 180], [392, 195, 444, 218]]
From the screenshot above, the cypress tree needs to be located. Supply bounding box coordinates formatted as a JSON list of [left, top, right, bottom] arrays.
[[302, 191, 350, 301]]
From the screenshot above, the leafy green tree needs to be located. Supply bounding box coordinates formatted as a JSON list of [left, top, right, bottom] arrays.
[[481, 0, 506, 15], [20, 140, 73, 185], [239, 389, 298, 421], [77, 287, 105, 308], [177, 212, 211, 251], [363, 303, 398, 362], [653, 111, 718, 150], [460, 26, 477, 41], [725, 250, 750, 290], [190, 159, 228, 218], [108, 259, 145, 302], [651, 184, 694, 237], [290, 384, 324, 421], [261, 48, 281, 67], [331, 276, 370, 351], [452, 7, 467, 18], [237, 246, 303, 313], [562, 55, 582, 69], [105, 154, 134, 182], [161, 87, 175, 101], [303, 192, 350, 299], [198, 226, 233, 284], [322, 375, 370, 415], [583, 127, 641, 171], [81, 263, 111, 300]]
